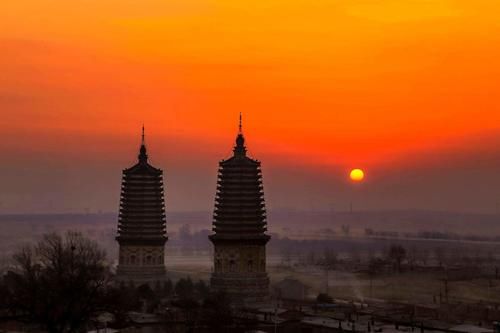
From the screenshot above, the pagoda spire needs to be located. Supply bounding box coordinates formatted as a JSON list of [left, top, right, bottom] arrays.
[[142, 124, 145, 145], [138, 125, 148, 163], [234, 113, 246, 157]]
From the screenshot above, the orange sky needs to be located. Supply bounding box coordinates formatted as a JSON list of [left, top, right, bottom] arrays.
[[1, 0, 500, 213]]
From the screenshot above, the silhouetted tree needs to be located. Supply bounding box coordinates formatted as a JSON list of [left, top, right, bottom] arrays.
[[194, 280, 210, 299], [179, 224, 192, 242], [171, 297, 200, 332], [100, 285, 139, 326], [280, 247, 293, 267], [388, 244, 406, 273], [321, 248, 338, 267], [3, 232, 109, 333], [434, 246, 445, 267], [137, 283, 155, 299], [0, 277, 9, 311], [175, 277, 194, 299], [160, 279, 173, 297], [202, 292, 233, 332], [316, 293, 333, 303], [367, 258, 385, 298], [407, 245, 418, 270], [341, 224, 350, 236], [137, 284, 160, 312]]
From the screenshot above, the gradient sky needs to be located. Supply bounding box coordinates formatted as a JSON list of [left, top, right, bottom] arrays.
[[1, 0, 500, 213]]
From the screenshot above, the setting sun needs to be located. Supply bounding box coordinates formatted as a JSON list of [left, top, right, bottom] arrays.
[[350, 168, 365, 182]]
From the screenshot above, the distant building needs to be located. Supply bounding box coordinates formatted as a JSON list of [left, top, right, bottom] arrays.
[[274, 278, 309, 301], [115, 128, 168, 286], [209, 115, 270, 301]]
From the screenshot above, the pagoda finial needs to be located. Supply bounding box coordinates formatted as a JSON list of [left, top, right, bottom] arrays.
[[138, 125, 148, 163], [234, 113, 246, 157]]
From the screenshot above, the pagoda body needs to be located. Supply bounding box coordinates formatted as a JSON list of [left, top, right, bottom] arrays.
[[209, 118, 270, 301], [116, 130, 167, 286]]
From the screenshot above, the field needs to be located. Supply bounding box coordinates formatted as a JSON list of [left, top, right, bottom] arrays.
[[2, 212, 500, 308], [167, 257, 500, 305]]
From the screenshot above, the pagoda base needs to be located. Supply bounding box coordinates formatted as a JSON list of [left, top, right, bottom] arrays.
[[115, 265, 167, 288], [210, 272, 270, 302]]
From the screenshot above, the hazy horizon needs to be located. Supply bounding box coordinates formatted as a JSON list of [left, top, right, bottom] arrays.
[[1, 132, 500, 214]]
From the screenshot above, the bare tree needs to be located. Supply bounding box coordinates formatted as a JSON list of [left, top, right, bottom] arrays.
[[387, 244, 406, 273], [202, 292, 234, 331], [280, 247, 293, 267], [407, 245, 418, 271], [417, 248, 430, 266], [3, 232, 109, 333], [322, 248, 338, 268], [367, 258, 384, 298], [434, 246, 446, 268], [341, 224, 350, 237]]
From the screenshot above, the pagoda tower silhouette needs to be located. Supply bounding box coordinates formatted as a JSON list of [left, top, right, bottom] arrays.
[[209, 114, 270, 301], [115, 127, 167, 286]]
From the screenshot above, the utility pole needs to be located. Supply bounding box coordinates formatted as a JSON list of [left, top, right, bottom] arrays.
[[274, 300, 278, 333], [325, 267, 330, 295]]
